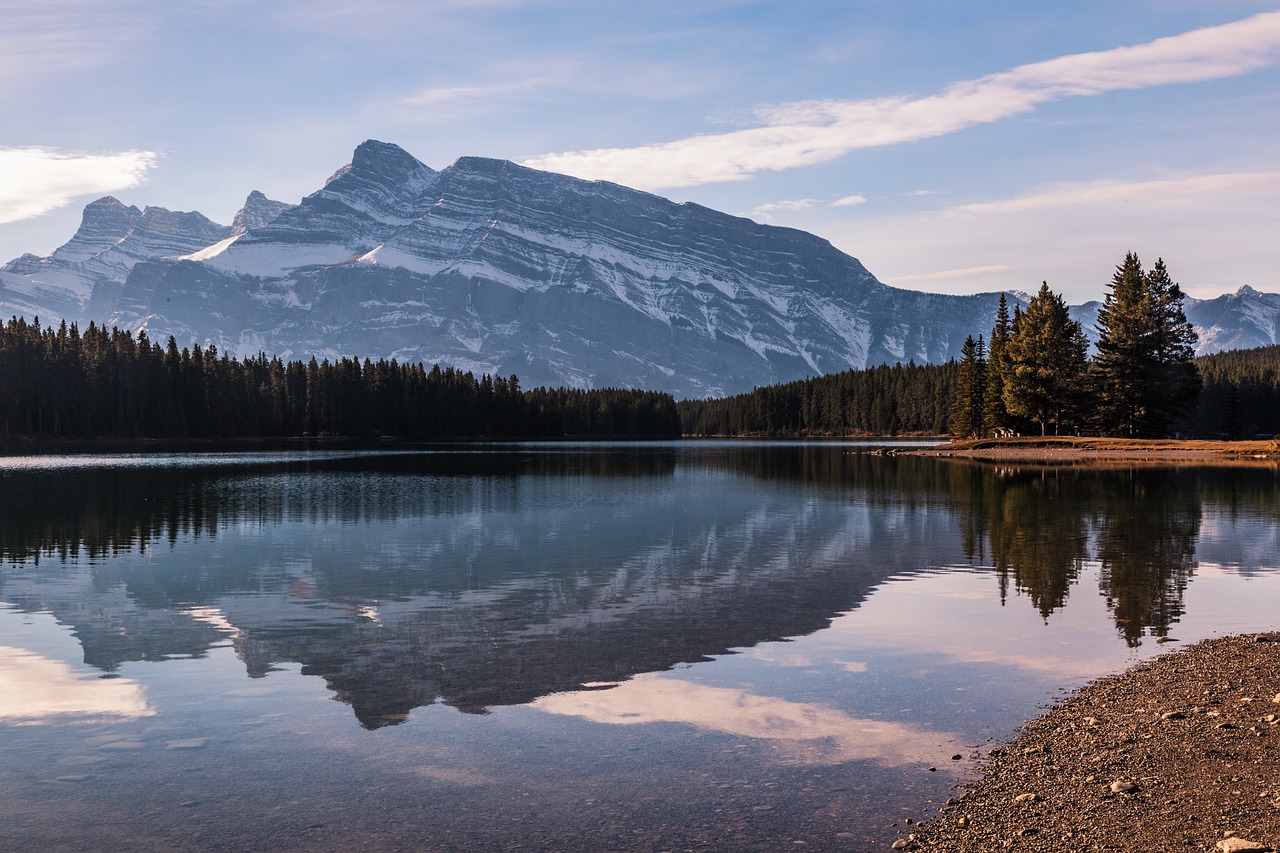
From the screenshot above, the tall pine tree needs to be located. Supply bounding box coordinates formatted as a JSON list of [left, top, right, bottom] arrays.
[[1092, 253, 1200, 437], [983, 293, 1014, 436], [1004, 283, 1089, 436], [948, 334, 986, 438]]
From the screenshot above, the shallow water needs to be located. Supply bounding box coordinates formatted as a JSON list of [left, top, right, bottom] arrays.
[[1, 442, 1277, 850]]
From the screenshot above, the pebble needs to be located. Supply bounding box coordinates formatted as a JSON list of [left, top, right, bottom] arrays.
[[1014, 793, 1039, 804], [1110, 779, 1139, 794], [1215, 838, 1269, 852], [1160, 711, 1186, 720], [891, 840, 909, 850]]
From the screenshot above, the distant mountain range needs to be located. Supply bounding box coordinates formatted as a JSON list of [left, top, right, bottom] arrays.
[[2, 140, 1277, 397]]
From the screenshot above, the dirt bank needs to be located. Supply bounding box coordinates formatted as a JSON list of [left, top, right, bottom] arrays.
[[909, 437, 1280, 466], [900, 634, 1280, 852]]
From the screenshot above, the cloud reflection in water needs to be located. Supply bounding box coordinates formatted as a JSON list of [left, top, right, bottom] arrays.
[[0, 646, 153, 723], [532, 673, 963, 769]]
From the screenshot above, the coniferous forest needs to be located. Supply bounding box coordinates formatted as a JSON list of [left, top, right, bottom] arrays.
[[681, 256, 1280, 440], [678, 341, 1280, 439], [0, 318, 680, 440]]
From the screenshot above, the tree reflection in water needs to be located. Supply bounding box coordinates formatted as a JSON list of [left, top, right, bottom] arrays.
[[953, 464, 1208, 646]]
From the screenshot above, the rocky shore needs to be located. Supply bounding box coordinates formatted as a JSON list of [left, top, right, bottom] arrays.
[[899, 634, 1280, 852]]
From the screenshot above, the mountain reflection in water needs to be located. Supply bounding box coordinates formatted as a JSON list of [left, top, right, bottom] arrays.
[[1, 446, 1277, 729]]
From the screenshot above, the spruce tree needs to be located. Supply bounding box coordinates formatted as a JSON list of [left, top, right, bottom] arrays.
[[982, 293, 1012, 436], [1144, 257, 1201, 433], [948, 334, 986, 438], [1003, 283, 1089, 436], [1092, 252, 1149, 436], [1092, 253, 1200, 437]]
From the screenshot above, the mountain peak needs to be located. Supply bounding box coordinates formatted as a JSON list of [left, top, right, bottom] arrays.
[[351, 140, 429, 176], [44, 197, 145, 264], [232, 191, 296, 236], [84, 196, 140, 215]]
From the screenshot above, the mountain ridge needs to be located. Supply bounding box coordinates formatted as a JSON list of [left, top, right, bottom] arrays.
[[2, 139, 1277, 397]]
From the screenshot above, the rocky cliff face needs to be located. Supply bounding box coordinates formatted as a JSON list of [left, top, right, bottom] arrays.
[[3, 139, 1279, 396]]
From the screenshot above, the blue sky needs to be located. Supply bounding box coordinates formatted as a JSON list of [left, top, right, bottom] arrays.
[[3, 0, 1279, 303]]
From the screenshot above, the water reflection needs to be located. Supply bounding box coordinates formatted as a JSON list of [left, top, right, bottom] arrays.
[[2, 447, 934, 729], [532, 673, 965, 769], [947, 464, 1277, 645], [0, 640, 153, 722], [1, 447, 1277, 732]]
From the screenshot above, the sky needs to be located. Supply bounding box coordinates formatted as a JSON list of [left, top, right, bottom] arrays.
[[4, 0, 1279, 303]]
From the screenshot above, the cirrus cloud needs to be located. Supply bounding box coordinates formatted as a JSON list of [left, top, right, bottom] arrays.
[[524, 11, 1280, 189], [941, 171, 1280, 217], [0, 148, 158, 225]]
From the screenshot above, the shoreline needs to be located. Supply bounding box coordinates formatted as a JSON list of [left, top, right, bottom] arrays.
[[907, 437, 1280, 466], [903, 634, 1280, 852]]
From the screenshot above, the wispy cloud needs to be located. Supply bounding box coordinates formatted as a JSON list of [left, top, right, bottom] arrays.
[[752, 198, 820, 217], [0, 148, 158, 225], [884, 264, 1018, 285], [525, 11, 1280, 189], [0, 2, 154, 81], [942, 171, 1280, 217], [401, 78, 547, 107], [832, 194, 868, 207]]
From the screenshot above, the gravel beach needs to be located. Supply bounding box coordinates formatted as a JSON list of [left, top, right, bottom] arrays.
[[901, 634, 1280, 852]]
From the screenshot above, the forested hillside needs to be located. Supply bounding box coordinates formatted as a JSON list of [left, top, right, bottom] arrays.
[[0, 318, 680, 440]]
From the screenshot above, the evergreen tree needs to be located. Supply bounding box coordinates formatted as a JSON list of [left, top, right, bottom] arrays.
[[982, 293, 1013, 436], [1004, 282, 1089, 436], [1144, 257, 1202, 433], [1092, 253, 1200, 437], [948, 334, 986, 438]]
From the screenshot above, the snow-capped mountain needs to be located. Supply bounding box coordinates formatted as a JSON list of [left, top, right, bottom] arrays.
[[0, 198, 233, 326], [2, 139, 1278, 397]]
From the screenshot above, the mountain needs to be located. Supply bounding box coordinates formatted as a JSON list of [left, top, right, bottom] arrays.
[[1, 139, 1278, 397], [0, 198, 233, 326]]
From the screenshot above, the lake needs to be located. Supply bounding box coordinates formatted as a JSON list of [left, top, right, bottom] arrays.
[[1, 442, 1278, 851]]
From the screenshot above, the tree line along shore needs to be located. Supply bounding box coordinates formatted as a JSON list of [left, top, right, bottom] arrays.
[[4, 256, 1280, 443], [0, 318, 680, 441]]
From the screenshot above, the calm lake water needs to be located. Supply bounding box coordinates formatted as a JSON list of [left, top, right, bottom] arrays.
[[2, 442, 1279, 851]]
